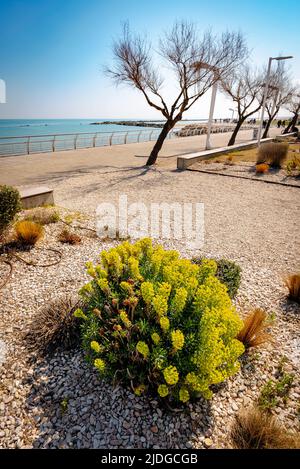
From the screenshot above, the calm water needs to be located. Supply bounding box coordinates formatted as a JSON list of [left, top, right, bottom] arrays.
[[0, 119, 162, 138], [0, 118, 207, 156], [0, 118, 207, 138]]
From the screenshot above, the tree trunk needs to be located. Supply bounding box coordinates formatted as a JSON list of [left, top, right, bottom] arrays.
[[228, 119, 244, 146], [262, 118, 272, 139], [146, 120, 174, 166], [284, 113, 298, 134]]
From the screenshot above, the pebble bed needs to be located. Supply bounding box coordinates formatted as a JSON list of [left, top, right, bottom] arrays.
[[0, 214, 299, 449], [1, 148, 300, 450]]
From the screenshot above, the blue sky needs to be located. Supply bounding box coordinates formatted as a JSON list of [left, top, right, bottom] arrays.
[[0, 0, 299, 119]]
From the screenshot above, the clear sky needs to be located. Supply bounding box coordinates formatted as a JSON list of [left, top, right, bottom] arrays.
[[0, 0, 299, 119]]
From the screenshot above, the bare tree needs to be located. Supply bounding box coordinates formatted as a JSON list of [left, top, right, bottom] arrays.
[[261, 63, 295, 138], [283, 88, 300, 133], [106, 22, 247, 165], [221, 65, 266, 146]]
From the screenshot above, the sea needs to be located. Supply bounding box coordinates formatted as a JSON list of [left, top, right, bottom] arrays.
[[0, 118, 207, 156], [0, 118, 207, 138]]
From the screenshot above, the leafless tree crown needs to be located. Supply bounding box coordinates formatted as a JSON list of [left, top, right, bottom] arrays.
[[106, 21, 247, 121]]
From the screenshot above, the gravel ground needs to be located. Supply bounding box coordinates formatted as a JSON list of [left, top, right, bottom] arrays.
[[189, 161, 300, 187], [0, 162, 300, 448]]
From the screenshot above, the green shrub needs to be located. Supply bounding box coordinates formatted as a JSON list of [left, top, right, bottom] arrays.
[[75, 238, 244, 403], [0, 185, 21, 232], [192, 257, 241, 298], [23, 207, 60, 225], [258, 372, 294, 411]]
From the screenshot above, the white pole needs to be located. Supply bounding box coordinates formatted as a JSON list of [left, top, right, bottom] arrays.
[[257, 57, 272, 146], [205, 81, 218, 150]]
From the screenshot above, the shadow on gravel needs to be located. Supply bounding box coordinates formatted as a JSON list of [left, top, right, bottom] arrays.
[[25, 350, 213, 449]]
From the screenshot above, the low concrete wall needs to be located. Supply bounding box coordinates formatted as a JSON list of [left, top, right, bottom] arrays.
[[19, 186, 54, 209], [177, 133, 296, 170]]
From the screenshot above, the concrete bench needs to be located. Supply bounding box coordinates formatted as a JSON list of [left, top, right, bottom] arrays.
[[177, 133, 296, 170], [18, 186, 54, 209]]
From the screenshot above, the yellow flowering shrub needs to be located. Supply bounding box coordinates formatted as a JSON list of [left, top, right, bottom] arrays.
[[78, 238, 244, 404]]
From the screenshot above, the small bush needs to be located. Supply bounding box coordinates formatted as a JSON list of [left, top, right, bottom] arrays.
[[255, 163, 269, 174], [258, 372, 294, 411], [257, 142, 288, 168], [75, 239, 244, 403], [0, 185, 21, 232], [231, 407, 300, 449], [284, 274, 300, 303], [192, 257, 241, 298], [286, 155, 300, 176], [23, 207, 60, 225], [58, 228, 81, 245], [237, 309, 272, 349], [14, 220, 44, 245], [25, 296, 81, 355]]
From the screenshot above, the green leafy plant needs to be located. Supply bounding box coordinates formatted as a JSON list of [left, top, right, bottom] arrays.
[[0, 185, 21, 233], [258, 372, 294, 411], [75, 238, 244, 403], [60, 398, 69, 414], [23, 207, 60, 225], [192, 257, 241, 298]]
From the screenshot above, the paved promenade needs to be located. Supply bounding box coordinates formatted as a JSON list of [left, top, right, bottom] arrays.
[[0, 128, 279, 187]]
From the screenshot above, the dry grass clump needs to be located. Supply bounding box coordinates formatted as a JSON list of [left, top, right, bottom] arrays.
[[255, 163, 269, 174], [257, 142, 288, 168], [25, 296, 81, 355], [58, 228, 81, 245], [14, 220, 44, 245], [284, 274, 300, 303], [23, 207, 59, 225], [231, 407, 300, 449], [237, 309, 272, 349]]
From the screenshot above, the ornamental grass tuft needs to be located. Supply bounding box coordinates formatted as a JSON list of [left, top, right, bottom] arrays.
[[76, 238, 245, 403]]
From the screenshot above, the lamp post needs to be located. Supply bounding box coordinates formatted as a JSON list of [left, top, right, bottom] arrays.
[[192, 62, 219, 150], [257, 55, 293, 146]]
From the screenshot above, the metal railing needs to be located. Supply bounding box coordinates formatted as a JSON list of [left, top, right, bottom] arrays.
[[0, 128, 177, 157]]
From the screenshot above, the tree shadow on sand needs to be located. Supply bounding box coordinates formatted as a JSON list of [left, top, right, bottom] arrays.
[[25, 349, 213, 449]]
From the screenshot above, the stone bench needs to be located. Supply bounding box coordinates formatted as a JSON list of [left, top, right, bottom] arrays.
[[18, 186, 54, 209], [177, 133, 296, 170]]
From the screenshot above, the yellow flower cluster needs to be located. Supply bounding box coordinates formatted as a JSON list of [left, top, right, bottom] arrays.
[[159, 316, 170, 332], [120, 281, 133, 296], [94, 358, 106, 373], [171, 287, 187, 314], [134, 384, 146, 396], [179, 387, 190, 403], [97, 278, 109, 292], [141, 282, 155, 304], [157, 282, 171, 300], [128, 256, 143, 281], [90, 341, 102, 353], [157, 384, 169, 397], [86, 261, 96, 278], [119, 310, 132, 328], [136, 341, 149, 359], [151, 332, 161, 345], [73, 308, 87, 320], [152, 296, 168, 317], [171, 329, 185, 351], [163, 366, 179, 385]]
